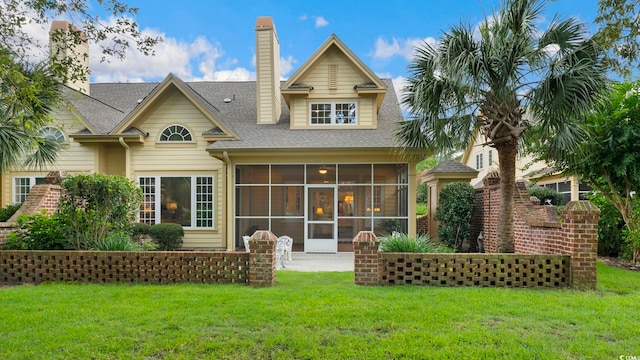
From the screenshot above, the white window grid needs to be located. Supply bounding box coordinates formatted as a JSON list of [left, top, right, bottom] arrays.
[[13, 176, 46, 204], [476, 153, 484, 170], [159, 124, 193, 142], [138, 175, 214, 229], [310, 102, 357, 125], [39, 126, 66, 142]]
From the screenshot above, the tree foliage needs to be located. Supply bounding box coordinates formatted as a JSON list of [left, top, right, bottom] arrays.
[[594, 0, 640, 77], [0, 58, 63, 173], [0, 0, 160, 173], [0, 0, 160, 84], [58, 174, 142, 250], [543, 81, 640, 262], [396, 0, 608, 252], [435, 182, 476, 252]]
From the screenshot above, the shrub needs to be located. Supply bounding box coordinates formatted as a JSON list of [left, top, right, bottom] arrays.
[[416, 182, 428, 203], [4, 212, 70, 250], [92, 231, 142, 251], [59, 174, 143, 250], [528, 185, 564, 205], [149, 223, 184, 251], [416, 203, 427, 216], [590, 192, 627, 257], [0, 203, 21, 222], [435, 182, 475, 251], [379, 232, 454, 253]]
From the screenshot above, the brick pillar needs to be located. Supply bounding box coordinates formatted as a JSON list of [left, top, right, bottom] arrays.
[[561, 201, 600, 290], [353, 231, 380, 286], [248, 230, 277, 287], [482, 172, 500, 253]]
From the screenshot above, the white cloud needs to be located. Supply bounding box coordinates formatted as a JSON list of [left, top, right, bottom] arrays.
[[280, 55, 296, 78], [85, 17, 261, 82], [392, 76, 409, 115], [298, 15, 308, 21], [372, 36, 437, 61], [314, 16, 329, 28]]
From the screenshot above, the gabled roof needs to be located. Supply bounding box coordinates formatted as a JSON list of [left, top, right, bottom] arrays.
[[109, 73, 237, 140], [206, 78, 402, 153], [281, 34, 387, 109], [430, 159, 478, 174]]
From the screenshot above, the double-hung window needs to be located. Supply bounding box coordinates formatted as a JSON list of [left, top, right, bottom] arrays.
[[310, 102, 357, 125], [13, 176, 46, 203], [475, 153, 484, 170], [139, 175, 214, 229]]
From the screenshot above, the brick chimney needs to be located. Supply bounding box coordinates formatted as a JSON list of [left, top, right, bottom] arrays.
[[49, 20, 90, 95], [255, 17, 281, 124]]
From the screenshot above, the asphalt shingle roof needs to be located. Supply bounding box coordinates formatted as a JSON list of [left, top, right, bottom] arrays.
[[73, 77, 403, 150]]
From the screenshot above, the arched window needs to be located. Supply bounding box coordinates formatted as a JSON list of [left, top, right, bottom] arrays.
[[39, 126, 66, 142], [159, 124, 193, 142]]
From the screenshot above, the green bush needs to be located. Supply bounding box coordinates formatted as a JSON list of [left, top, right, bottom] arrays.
[[149, 223, 184, 251], [435, 182, 475, 251], [59, 174, 143, 250], [92, 231, 142, 251], [0, 203, 21, 222], [4, 212, 70, 250], [416, 203, 428, 216], [528, 185, 564, 205], [416, 183, 428, 203], [590, 192, 627, 257], [131, 222, 151, 236], [379, 232, 454, 253]]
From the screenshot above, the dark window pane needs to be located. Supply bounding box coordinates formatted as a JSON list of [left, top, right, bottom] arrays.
[[161, 177, 191, 227]]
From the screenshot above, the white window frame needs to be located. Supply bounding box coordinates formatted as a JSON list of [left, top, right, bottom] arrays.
[[158, 124, 194, 142], [475, 153, 484, 170], [138, 175, 214, 229], [309, 102, 357, 125], [39, 126, 67, 142], [13, 176, 46, 204], [488, 150, 493, 166]]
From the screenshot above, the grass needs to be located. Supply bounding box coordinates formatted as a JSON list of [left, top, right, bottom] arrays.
[[1, 263, 639, 359]]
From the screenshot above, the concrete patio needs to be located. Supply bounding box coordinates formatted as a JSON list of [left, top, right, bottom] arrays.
[[280, 252, 354, 272]]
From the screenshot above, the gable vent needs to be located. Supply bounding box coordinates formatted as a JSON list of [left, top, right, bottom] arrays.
[[329, 64, 337, 90]]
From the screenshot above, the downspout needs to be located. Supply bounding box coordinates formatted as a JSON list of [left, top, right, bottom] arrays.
[[118, 137, 131, 179], [222, 151, 233, 251]]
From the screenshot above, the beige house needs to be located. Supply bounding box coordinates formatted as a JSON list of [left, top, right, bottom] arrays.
[[461, 133, 589, 203], [0, 18, 416, 252]]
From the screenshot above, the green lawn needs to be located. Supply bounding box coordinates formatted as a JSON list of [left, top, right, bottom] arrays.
[[1, 263, 639, 359]]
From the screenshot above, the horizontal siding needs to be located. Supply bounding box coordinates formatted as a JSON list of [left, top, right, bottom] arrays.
[[300, 47, 366, 97], [131, 91, 227, 244], [0, 108, 96, 205], [289, 46, 378, 129], [130, 91, 222, 172], [182, 230, 223, 249]]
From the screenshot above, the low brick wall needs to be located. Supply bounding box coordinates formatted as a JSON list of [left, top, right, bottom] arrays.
[[0, 251, 250, 285], [353, 230, 590, 289], [0, 230, 279, 286], [379, 253, 570, 288]]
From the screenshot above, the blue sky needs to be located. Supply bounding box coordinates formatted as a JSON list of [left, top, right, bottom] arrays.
[[78, 0, 600, 89]]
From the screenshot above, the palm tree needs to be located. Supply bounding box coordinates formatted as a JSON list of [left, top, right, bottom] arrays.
[[0, 50, 62, 174], [395, 0, 608, 252]]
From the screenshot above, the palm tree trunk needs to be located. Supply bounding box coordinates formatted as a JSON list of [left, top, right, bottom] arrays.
[[495, 142, 517, 253]]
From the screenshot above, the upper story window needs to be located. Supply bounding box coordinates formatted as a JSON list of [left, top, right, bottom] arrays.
[[159, 124, 193, 142], [488, 150, 493, 166], [39, 126, 66, 142], [475, 153, 484, 170], [310, 102, 357, 125]]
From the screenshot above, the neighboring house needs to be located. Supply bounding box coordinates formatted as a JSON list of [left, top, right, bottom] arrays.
[[461, 132, 590, 203], [0, 18, 416, 252]]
